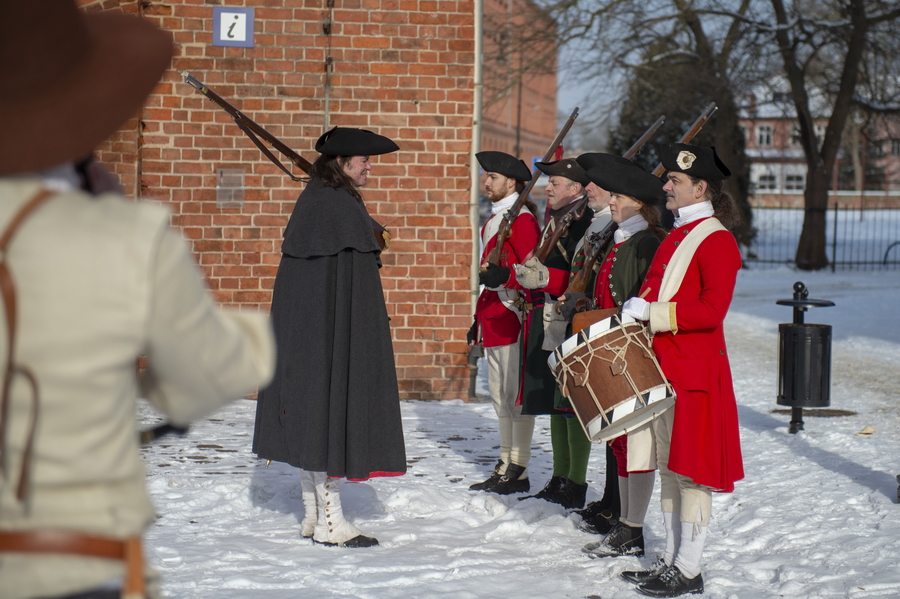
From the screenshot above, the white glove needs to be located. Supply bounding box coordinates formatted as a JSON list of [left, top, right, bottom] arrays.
[[513, 256, 550, 290], [622, 297, 650, 321]]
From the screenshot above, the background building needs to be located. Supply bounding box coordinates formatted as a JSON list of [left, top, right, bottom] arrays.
[[741, 90, 900, 208], [81, 0, 478, 400]]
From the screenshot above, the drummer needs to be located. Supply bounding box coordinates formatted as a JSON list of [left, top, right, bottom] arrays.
[[619, 143, 744, 598], [556, 159, 667, 560]]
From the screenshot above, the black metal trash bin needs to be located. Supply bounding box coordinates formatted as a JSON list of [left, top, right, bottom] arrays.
[[775, 281, 835, 433], [777, 323, 831, 408]]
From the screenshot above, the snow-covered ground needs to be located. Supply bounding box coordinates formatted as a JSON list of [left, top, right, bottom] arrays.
[[139, 266, 900, 598]]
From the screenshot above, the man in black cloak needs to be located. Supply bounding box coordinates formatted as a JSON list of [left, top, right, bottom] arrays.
[[253, 126, 407, 548]]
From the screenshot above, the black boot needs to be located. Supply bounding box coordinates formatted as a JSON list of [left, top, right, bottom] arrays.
[[518, 475, 563, 502], [490, 463, 529, 495], [552, 477, 588, 509], [577, 507, 619, 535], [469, 460, 504, 491], [621, 557, 668, 585], [573, 500, 606, 520], [582, 521, 644, 558], [637, 565, 703, 597]]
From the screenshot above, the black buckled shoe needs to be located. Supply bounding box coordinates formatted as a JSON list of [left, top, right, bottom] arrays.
[[469, 460, 504, 491], [581, 522, 644, 558], [636, 565, 703, 597], [621, 557, 668, 585], [577, 508, 619, 535], [554, 477, 588, 509], [490, 463, 529, 495], [518, 475, 563, 501]]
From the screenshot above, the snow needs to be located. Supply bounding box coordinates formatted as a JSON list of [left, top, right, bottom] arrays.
[[139, 267, 900, 598]]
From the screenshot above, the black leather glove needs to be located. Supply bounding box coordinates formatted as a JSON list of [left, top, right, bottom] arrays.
[[479, 263, 511, 288], [557, 293, 586, 322], [466, 319, 478, 345]]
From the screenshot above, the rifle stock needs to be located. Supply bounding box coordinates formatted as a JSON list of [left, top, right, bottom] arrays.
[[182, 72, 312, 179], [533, 114, 665, 264], [564, 220, 617, 295], [182, 72, 391, 250], [651, 102, 717, 177], [482, 107, 579, 267]]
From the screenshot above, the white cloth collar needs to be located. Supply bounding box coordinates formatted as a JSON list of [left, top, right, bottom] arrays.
[[673, 200, 714, 228], [614, 214, 648, 244], [12, 162, 79, 192], [491, 192, 519, 216], [591, 206, 611, 222]]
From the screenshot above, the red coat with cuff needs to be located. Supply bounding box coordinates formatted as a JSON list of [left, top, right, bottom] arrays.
[[640, 217, 744, 493], [475, 212, 540, 347]]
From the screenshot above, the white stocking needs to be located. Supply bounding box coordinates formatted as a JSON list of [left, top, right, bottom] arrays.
[[299, 470, 317, 538], [673, 521, 708, 579]]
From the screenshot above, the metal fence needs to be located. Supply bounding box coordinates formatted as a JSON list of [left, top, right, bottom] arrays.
[[745, 204, 900, 270]]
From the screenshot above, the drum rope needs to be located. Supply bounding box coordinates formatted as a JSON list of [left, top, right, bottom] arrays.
[[554, 324, 660, 427]]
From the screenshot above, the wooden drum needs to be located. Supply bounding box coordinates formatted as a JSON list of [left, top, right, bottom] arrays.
[[547, 314, 675, 443]]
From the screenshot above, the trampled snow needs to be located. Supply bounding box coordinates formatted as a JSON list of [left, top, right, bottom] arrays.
[[139, 267, 900, 598]]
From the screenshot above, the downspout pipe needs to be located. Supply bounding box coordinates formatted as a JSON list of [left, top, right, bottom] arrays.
[[470, 0, 483, 315], [468, 0, 485, 399]]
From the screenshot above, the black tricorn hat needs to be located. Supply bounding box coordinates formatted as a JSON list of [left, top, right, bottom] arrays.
[[315, 126, 399, 157], [575, 152, 640, 174], [475, 151, 533, 182], [534, 158, 589, 186], [658, 143, 731, 181], [585, 161, 665, 208]]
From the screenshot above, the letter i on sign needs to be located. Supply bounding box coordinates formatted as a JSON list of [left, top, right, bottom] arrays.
[[222, 13, 246, 41]]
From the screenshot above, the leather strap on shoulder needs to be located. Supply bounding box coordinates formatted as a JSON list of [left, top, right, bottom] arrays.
[[0, 188, 55, 502]]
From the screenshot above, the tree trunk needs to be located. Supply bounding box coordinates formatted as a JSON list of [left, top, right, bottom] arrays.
[[795, 165, 831, 270]]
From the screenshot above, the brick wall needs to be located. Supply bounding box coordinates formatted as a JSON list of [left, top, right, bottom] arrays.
[[78, 0, 477, 400]]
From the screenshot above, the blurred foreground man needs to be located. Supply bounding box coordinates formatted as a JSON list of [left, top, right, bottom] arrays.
[[0, 2, 276, 598], [620, 144, 744, 597]]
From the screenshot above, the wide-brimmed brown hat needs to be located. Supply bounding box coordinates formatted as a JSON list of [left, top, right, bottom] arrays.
[[0, 0, 174, 175]]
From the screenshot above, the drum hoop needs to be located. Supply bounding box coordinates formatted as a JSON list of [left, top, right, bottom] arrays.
[[552, 320, 666, 430]]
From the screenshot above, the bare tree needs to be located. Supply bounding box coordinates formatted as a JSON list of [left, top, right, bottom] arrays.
[[767, 0, 900, 269], [487, 0, 900, 268], [487, 0, 764, 244]]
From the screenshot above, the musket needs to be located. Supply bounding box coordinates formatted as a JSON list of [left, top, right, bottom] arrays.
[[650, 101, 717, 177], [561, 102, 719, 308], [182, 71, 311, 180], [182, 71, 391, 250], [482, 107, 579, 268], [532, 114, 666, 264]]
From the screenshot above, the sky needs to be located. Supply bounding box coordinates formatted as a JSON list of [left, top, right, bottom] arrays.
[[137, 265, 900, 598]]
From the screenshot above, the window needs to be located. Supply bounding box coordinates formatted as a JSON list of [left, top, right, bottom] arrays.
[[892, 139, 900, 157], [756, 173, 777, 190], [790, 125, 802, 147], [756, 124, 773, 147], [785, 174, 805, 190]]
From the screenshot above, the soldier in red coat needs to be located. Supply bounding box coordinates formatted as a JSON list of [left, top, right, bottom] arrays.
[[620, 144, 744, 597], [467, 151, 541, 494]]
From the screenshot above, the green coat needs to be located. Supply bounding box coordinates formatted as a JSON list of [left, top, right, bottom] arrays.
[[520, 206, 594, 416], [591, 228, 662, 310], [554, 227, 661, 411]]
